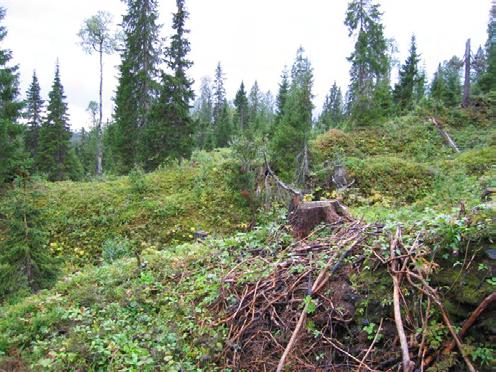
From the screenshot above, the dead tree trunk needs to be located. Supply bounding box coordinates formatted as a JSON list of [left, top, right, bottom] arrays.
[[289, 200, 353, 238], [462, 39, 471, 108], [429, 117, 461, 153]]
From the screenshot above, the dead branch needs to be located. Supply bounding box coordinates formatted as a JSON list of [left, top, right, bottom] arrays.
[[423, 291, 496, 369], [389, 228, 415, 372], [356, 318, 384, 372], [428, 116, 460, 153], [276, 236, 364, 372], [263, 152, 302, 196]]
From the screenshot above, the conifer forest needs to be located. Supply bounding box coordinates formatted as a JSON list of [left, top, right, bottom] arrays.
[[0, 0, 496, 370]]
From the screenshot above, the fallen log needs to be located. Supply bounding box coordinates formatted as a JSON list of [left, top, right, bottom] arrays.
[[428, 116, 460, 153]]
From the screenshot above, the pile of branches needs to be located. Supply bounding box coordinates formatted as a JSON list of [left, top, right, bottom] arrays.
[[211, 219, 495, 371]]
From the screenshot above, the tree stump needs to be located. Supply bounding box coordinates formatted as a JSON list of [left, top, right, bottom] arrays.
[[289, 200, 353, 239]]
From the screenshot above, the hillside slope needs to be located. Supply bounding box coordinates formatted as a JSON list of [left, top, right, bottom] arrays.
[[1, 113, 495, 371]]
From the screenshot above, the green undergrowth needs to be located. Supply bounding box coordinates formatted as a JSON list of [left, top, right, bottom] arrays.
[[0, 213, 291, 371], [1, 205, 494, 370], [3, 150, 251, 266]]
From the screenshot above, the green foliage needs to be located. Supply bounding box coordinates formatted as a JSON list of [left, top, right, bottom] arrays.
[[270, 47, 313, 180], [346, 155, 433, 203], [471, 346, 496, 366], [9, 151, 251, 266], [101, 237, 132, 264], [36, 64, 82, 181], [0, 7, 26, 185], [0, 178, 59, 300], [111, 0, 161, 173], [345, 0, 390, 124]]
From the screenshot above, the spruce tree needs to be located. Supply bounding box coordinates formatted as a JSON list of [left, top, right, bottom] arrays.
[[472, 46, 487, 92], [345, 0, 390, 124], [215, 101, 233, 147], [234, 81, 249, 132], [248, 81, 262, 132], [112, 0, 161, 172], [430, 57, 462, 107], [37, 63, 81, 181], [193, 77, 214, 149], [270, 47, 313, 182], [275, 67, 290, 125], [0, 177, 58, 300], [393, 35, 424, 112], [24, 71, 44, 160], [480, 1, 496, 93], [213, 62, 226, 124], [212, 62, 231, 146], [144, 0, 194, 170], [0, 7, 25, 184], [317, 82, 344, 131]]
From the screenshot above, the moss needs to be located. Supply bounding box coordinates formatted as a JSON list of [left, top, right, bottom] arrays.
[[346, 156, 434, 203], [310, 129, 357, 163], [451, 146, 496, 176]]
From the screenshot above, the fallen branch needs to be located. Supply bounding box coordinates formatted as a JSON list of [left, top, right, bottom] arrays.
[[389, 228, 415, 372], [428, 116, 460, 153], [423, 291, 496, 369], [356, 318, 384, 372], [264, 153, 302, 196], [276, 237, 363, 372]]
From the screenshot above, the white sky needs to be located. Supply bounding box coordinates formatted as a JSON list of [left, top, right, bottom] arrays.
[[3, 0, 492, 130]]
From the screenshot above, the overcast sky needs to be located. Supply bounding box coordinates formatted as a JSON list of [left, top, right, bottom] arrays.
[[3, 0, 492, 130]]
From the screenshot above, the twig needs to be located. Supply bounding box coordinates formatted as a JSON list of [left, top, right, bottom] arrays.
[[389, 228, 415, 372], [423, 291, 496, 369], [356, 318, 383, 372], [276, 238, 362, 372]]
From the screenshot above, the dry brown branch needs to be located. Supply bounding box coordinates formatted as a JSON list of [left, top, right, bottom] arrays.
[[356, 318, 384, 372], [389, 228, 415, 372]]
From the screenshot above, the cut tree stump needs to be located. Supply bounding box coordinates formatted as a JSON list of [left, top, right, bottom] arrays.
[[289, 200, 353, 238]]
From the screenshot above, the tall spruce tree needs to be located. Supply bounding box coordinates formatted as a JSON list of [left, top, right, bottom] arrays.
[[393, 35, 424, 112], [317, 82, 344, 131], [270, 47, 313, 182], [24, 71, 44, 160], [248, 81, 262, 132], [193, 76, 214, 149], [0, 7, 25, 184], [212, 63, 232, 146], [234, 81, 249, 132], [430, 57, 463, 107], [0, 177, 59, 299], [144, 0, 194, 170], [480, 1, 496, 93], [213, 62, 226, 124], [345, 0, 390, 124], [112, 0, 161, 173], [275, 67, 290, 126], [37, 63, 80, 181]]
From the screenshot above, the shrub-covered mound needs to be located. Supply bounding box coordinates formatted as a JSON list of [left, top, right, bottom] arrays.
[[0, 150, 251, 266]]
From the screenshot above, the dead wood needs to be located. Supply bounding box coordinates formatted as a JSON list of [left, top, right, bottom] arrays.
[[428, 116, 460, 153], [290, 200, 354, 238]]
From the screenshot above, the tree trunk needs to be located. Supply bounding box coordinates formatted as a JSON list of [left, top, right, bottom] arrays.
[[429, 117, 460, 153], [462, 39, 471, 108], [96, 46, 103, 176], [289, 200, 353, 238]]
